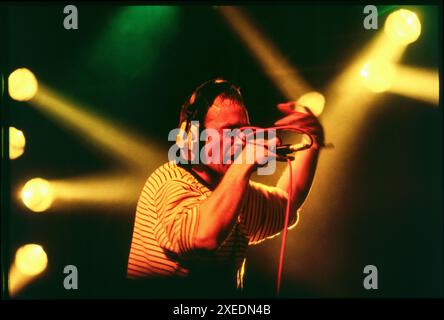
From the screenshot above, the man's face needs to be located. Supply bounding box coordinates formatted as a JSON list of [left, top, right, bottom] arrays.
[[202, 95, 250, 175]]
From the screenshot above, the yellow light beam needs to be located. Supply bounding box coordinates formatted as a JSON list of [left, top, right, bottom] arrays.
[[325, 32, 407, 118], [18, 172, 151, 212], [49, 172, 147, 210], [316, 32, 407, 148], [389, 65, 439, 106], [30, 85, 167, 172], [217, 6, 311, 102]]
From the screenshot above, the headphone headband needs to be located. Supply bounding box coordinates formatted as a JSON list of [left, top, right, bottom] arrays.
[[180, 78, 242, 127]]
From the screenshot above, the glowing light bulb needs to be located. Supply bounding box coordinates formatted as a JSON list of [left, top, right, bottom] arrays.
[[8, 68, 38, 101], [21, 178, 54, 212], [9, 127, 26, 160], [15, 244, 48, 276], [384, 9, 421, 45], [360, 60, 396, 93]]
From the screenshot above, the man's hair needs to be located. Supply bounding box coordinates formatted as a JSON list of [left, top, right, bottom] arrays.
[[179, 78, 245, 129]]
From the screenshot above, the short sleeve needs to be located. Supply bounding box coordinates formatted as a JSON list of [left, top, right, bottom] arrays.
[[241, 181, 298, 245], [154, 180, 204, 257]]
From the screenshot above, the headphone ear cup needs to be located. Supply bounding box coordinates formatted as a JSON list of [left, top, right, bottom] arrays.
[[187, 122, 199, 155], [176, 121, 187, 148], [188, 123, 192, 150], [188, 132, 193, 152]]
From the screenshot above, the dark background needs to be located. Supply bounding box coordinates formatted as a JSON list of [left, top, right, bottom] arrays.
[[2, 4, 442, 298]]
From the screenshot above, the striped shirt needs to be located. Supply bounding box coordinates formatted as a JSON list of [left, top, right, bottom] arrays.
[[127, 161, 298, 290]]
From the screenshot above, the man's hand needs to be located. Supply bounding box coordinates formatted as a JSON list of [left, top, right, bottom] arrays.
[[274, 102, 325, 148]]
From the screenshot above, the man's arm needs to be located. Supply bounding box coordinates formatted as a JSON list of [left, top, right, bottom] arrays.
[[193, 136, 279, 252], [276, 143, 321, 214], [194, 163, 253, 251], [274, 102, 324, 214]]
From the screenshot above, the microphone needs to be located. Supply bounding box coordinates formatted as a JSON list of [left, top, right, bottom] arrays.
[[276, 143, 311, 159], [276, 143, 311, 154], [276, 141, 334, 161]]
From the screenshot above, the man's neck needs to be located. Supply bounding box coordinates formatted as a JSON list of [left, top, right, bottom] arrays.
[[190, 164, 222, 189]]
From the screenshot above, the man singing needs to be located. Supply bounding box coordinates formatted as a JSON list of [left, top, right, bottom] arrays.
[[126, 79, 324, 297]]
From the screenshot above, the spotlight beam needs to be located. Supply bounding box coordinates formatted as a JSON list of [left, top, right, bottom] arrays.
[[30, 85, 167, 172], [218, 6, 311, 101], [8, 264, 32, 297], [49, 172, 147, 210], [19, 172, 149, 213], [389, 66, 439, 105], [324, 32, 407, 118]]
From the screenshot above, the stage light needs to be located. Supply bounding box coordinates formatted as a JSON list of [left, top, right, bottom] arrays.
[[21, 178, 54, 212], [384, 9, 421, 45], [9, 127, 26, 160], [9, 244, 48, 296], [297, 92, 326, 116], [8, 68, 38, 101], [15, 244, 48, 276], [360, 60, 396, 93]]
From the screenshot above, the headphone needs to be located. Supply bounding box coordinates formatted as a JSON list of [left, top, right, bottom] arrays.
[[176, 120, 199, 162], [176, 79, 242, 160], [175, 91, 200, 159]]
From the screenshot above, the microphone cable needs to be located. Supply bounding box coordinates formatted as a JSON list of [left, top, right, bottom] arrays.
[[277, 157, 292, 296]]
